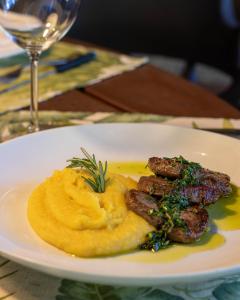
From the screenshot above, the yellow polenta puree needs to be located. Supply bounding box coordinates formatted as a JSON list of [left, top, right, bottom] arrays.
[[28, 168, 154, 257]]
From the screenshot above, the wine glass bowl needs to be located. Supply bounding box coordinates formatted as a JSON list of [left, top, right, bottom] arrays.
[[0, 0, 81, 131]]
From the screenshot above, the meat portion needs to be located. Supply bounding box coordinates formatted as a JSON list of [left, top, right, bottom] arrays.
[[138, 176, 173, 196], [168, 206, 209, 243], [148, 157, 183, 178], [181, 185, 220, 205], [125, 190, 162, 227], [138, 176, 223, 205], [199, 170, 232, 196], [148, 157, 232, 197], [125, 156, 231, 249], [126, 188, 209, 243]]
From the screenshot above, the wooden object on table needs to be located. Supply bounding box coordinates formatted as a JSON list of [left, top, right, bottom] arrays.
[[39, 63, 240, 117], [39, 90, 120, 112], [86, 65, 240, 118]]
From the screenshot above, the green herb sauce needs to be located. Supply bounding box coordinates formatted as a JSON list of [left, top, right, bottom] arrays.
[[141, 156, 202, 252]]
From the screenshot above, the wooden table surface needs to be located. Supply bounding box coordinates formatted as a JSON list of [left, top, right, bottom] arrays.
[[39, 61, 240, 118]]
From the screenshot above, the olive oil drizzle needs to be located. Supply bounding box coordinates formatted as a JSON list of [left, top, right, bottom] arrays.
[[109, 161, 240, 262]]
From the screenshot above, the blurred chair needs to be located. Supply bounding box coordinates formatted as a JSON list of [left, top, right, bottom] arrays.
[[69, 0, 240, 108]]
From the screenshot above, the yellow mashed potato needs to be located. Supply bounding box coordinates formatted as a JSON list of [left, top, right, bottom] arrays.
[[28, 168, 154, 257]]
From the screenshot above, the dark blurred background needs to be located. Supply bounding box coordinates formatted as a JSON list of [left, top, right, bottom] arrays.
[[68, 0, 240, 109]]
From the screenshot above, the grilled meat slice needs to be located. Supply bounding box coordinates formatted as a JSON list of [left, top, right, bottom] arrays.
[[181, 185, 220, 205], [199, 170, 232, 196], [138, 176, 173, 196], [148, 157, 183, 178], [148, 157, 232, 197], [138, 175, 222, 205], [125, 189, 209, 244], [125, 190, 162, 227], [168, 206, 209, 243]]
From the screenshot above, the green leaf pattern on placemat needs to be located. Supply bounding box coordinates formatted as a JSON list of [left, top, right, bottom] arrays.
[[213, 281, 240, 300], [0, 111, 173, 142], [223, 119, 234, 129], [56, 280, 184, 300], [0, 260, 17, 300], [95, 112, 172, 124], [0, 42, 147, 114], [56, 277, 240, 300]]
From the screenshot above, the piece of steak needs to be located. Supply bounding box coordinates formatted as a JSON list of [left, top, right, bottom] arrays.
[[137, 176, 173, 196], [148, 157, 232, 197], [168, 206, 209, 243], [138, 175, 222, 205], [125, 189, 162, 227], [126, 189, 209, 244], [181, 185, 221, 205], [148, 157, 183, 178], [199, 170, 232, 196]]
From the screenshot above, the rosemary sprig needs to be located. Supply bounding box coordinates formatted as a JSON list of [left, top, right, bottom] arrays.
[[67, 147, 108, 193]]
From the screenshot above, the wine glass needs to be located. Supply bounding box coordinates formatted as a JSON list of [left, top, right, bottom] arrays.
[[0, 0, 81, 132]]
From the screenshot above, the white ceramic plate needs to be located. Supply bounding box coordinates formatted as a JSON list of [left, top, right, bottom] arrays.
[[0, 123, 240, 286]]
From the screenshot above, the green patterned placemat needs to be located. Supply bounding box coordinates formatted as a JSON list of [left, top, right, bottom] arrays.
[[1, 110, 240, 142], [0, 111, 240, 300], [0, 42, 146, 114]]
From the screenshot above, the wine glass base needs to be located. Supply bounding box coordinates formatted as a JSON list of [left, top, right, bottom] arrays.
[[28, 124, 40, 133]]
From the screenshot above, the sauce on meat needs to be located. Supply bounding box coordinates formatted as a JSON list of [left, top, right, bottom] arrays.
[[123, 231, 225, 263]]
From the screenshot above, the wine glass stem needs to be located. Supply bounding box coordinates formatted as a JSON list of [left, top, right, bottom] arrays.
[[29, 52, 40, 132]]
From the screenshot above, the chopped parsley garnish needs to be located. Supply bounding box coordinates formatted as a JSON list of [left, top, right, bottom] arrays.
[[141, 156, 201, 252], [176, 158, 201, 187], [141, 231, 170, 252]]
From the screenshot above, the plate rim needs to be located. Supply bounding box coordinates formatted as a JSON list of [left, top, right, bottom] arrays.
[[1, 243, 240, 286], [0, 123, 240, 286]]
